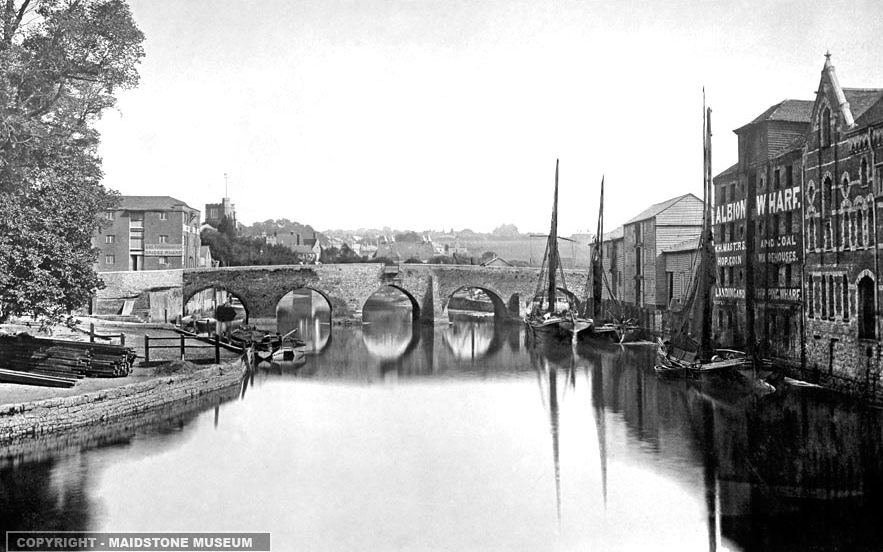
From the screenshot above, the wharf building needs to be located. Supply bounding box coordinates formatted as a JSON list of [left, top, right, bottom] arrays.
[[94, 196, 203, 272], [713, 98, 811, 360], [803, 54, 883, 389]]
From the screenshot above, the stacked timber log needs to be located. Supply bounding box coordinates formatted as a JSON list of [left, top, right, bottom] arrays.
[[0, 333, 137, 388]]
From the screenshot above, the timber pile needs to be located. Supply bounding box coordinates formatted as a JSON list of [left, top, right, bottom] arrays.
[[0, 333, 137, 387]]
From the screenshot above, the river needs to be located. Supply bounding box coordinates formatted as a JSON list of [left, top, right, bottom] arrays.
[[2, 304, 883, 551]]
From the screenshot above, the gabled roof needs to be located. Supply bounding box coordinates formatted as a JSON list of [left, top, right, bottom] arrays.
[[851, 93, 883, 129], [843, 88, 883, 121], [662, 237, 700, 254], [118, 196, 197, 211], [601, 226, 624, 242], [624, 193, 701, 225], [714, 163, 739, 181], [735, 99, 814, 132], [771, 133, 807, 159], [481, 256, 513, 267]]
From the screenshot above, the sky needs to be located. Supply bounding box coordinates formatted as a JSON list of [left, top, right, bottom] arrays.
[[95, 0, 883, 236]]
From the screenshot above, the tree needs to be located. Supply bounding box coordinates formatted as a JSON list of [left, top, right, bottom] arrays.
[[0, 0, 145, 323], [394, 231, 419, 243]]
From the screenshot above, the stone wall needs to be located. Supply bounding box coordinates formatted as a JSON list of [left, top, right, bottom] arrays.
[[0, 361, 245, 444], [96, 270, 185, 320]]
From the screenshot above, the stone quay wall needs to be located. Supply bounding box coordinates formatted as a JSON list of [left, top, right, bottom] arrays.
[[0, 361, 246, 444]]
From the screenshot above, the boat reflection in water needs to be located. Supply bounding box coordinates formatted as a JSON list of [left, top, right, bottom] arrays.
[[6, 311, 883, 550]]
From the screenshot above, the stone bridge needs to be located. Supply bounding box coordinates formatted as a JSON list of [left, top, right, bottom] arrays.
[[96, 264, 590, 324]]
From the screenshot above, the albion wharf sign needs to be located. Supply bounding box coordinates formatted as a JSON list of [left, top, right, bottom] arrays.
[[714, 185, 801, 224]]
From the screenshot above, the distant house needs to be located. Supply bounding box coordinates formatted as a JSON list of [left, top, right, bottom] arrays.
[[481, 256, 513, 267], [374, 242, 435, 262], [291, 245, 319, 264]]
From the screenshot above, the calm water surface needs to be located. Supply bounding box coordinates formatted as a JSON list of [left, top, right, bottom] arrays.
[[3, 310, 883, 551]]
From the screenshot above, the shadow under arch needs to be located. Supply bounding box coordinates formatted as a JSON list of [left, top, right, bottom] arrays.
[[183, 284, 251, 324], [445, 285, 510, 321], [276, 287, 332, 353]]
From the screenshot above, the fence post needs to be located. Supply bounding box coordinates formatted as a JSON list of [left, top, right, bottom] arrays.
[[120, 333, 126, 347], [180, 334, 186, 360], [144, 335, 150, 364], [215, 334, 221, 364], [90, 323, 95, 343]]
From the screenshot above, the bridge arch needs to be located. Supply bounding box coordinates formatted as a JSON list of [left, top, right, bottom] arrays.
[[445, 285, 510, 320], [183, 284, 252, 323], [362, 284, 422, 322]]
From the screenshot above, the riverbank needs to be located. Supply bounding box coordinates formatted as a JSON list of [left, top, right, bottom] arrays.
[[0, 317, 248, 445]]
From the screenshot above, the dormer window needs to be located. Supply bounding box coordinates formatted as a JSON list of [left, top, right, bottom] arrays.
[[821, 106, 832, 147]]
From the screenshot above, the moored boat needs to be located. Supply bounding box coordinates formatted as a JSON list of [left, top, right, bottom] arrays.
[[524, 160, 580, 343]]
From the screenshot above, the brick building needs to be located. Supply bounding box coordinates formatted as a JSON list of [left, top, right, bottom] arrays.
[[803, 53, 883, 387], [713, 98, 811, 358], [94, 196, 202, 272]]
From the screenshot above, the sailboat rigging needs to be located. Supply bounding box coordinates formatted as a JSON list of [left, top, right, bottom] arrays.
[[525, 160, 583, 342], [656, 95, 749, 378]]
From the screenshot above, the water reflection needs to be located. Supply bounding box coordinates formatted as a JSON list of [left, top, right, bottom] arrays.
[[5, 320, 883, 550], [276, 289, 331, 353]]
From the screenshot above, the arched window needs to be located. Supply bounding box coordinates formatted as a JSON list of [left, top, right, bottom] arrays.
[[843, 210, 851, 249], [821, 106, 832, 147], [858, 275, 876, 339], [824, 220, 832, 250], [824, 175, 833, 215]]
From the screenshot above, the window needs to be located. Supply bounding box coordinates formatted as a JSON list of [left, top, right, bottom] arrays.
[[822, 275, 828, 318], [786, 165, 794, 188], [824, 176, 833, 214], [821, 106, 832, 147], [105, 235, 115, 244], [159, 212, 168, 220], [635, 224, 643, 244], [730, 183, 736, 201], [105, 254, 115, 264], [859, 276, 876, 339], [828, 276, 835, 320], [719, 185, 726, 204], [808, 275, 814, 317], [861, 158, 869, 187], [785, 212, 793, 235], [774, 169, 781, 189], [843, 274, 850, 321], [158, 256, 168, 265], [635, 247, 642, 275], [159, 235, 169, 244], [785, 264, 792, 287], [104, 211, 114, 220]]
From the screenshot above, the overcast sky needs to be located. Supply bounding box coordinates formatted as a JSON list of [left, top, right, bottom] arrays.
[[95, 0, 883, 235]]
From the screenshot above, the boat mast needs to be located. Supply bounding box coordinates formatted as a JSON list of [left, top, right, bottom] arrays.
[[593, 176, 605, 320], [547, 160, 560, 314], [700, 96, 715, 360]]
